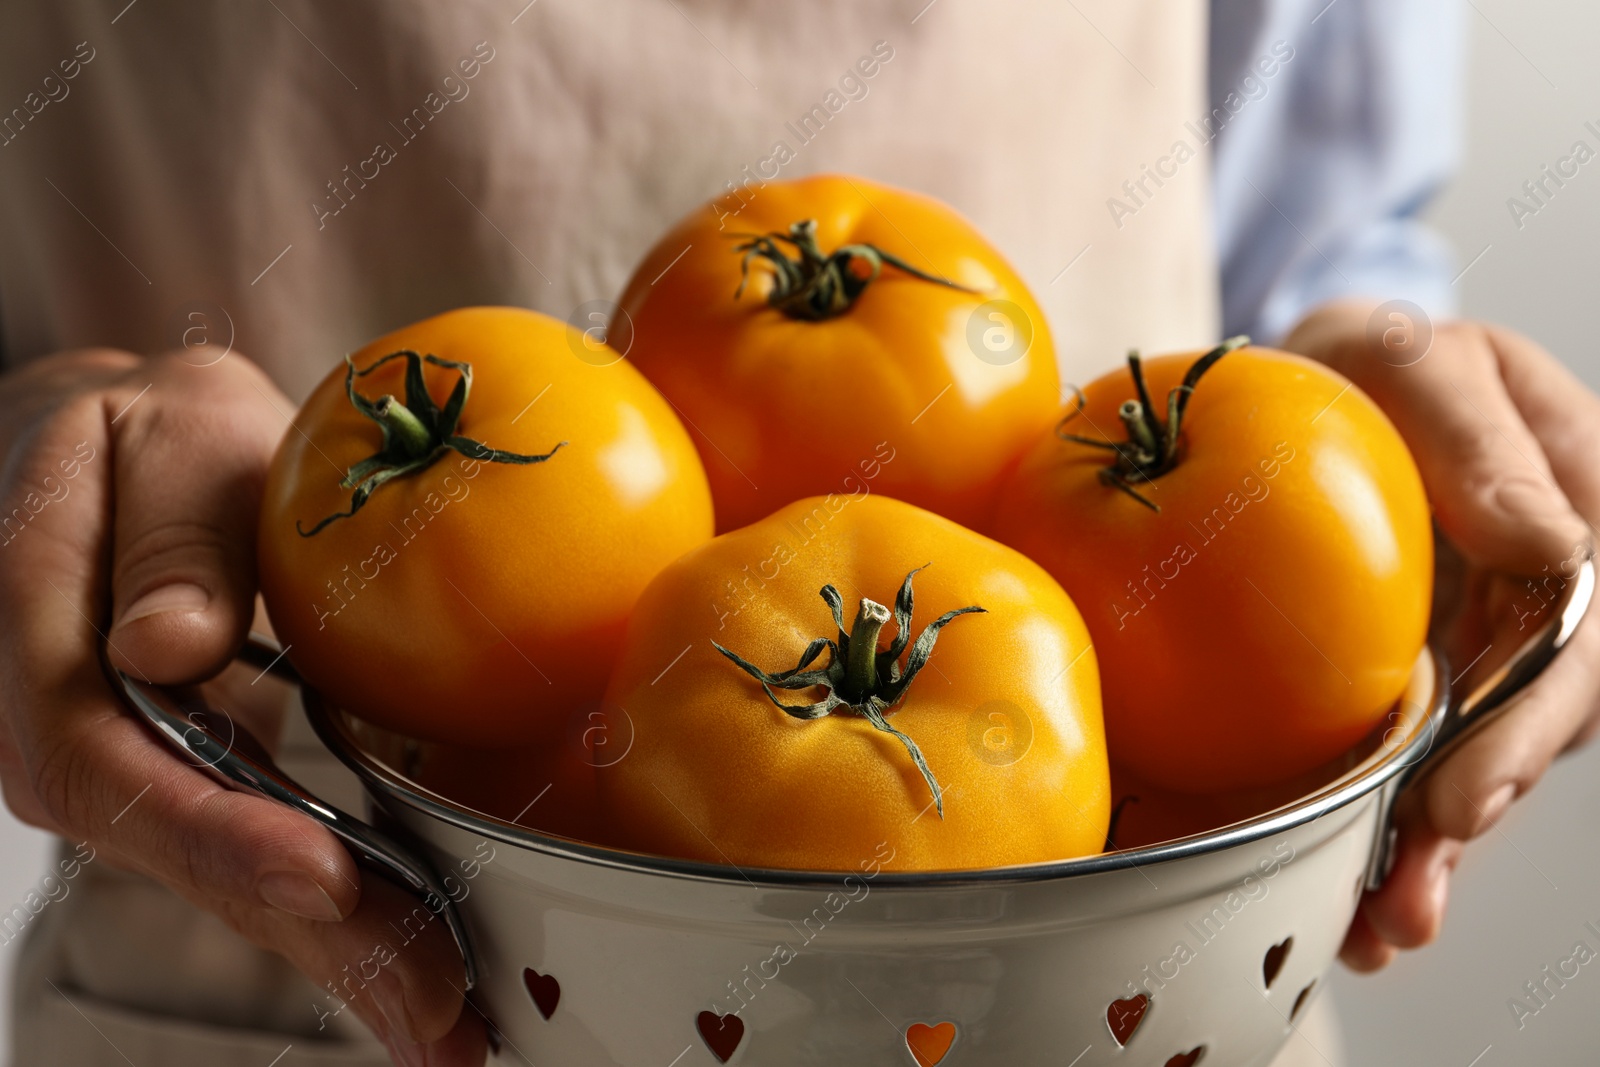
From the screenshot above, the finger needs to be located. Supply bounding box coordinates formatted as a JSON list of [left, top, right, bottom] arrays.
[[0, 758, 59, 834], [0, 385, 103, 842], [105, 350, 290, 684], [1309, 313, 1588, 575], [0, 379, 361, 923], [1567, 703, 1600, 751], [398, 1009, 489, 1067], [1422, 602, 1600, 840], [27, 696, 363, 920], [227, 876, 478, 1053], [1338, 904, 1397, 973], [0, 348, 138, 457], [0, 348, 139, 834], [1484, 323, 1600, 524], [0, 352, 446, 1060], [1359, 802, 1462, 951], [0, 374, 474, 1058]]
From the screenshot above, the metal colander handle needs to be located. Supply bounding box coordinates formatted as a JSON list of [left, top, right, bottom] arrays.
[[104, 640, 481, 990], [1366, 550, 1596, 887], [1415, 550, 1594, 776]]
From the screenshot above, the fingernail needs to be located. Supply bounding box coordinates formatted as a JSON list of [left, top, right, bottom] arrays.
[[257, 871, 344, 921], [1496, 482, 1586, 543], [1475, 783, 1517, 835], [117, 583, 210, 627], [1495, 479, 1553, 516]]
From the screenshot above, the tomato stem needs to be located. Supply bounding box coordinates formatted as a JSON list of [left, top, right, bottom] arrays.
[[728, 219, 979, 321], [711, 565, 985, 818], [1057, 335, 1250, 512], [371, 394, 435, 460], [296, 350, 566, 537], [1118, 399, 1160, 458], [842, 598, 892, 700]]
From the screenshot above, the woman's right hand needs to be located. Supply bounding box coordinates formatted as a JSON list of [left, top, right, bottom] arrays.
[[0, 347, 484, 1067]]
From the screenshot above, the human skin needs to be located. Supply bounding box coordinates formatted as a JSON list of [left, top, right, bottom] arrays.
[[0, 348, 484, 1066]]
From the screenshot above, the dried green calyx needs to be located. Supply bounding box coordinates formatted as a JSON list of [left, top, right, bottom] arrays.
[[730, 219, 977, 322], [1057, 335, 1251, 511], [297, 350, 564, 536], [712, 565, 984, 818]]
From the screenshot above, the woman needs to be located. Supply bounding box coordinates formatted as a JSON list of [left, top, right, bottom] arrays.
[[1, 1, 1594, 1064]]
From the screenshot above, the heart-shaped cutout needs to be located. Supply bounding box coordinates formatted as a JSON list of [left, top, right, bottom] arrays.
[[697, 1010, 745, 1063], [1106, 993, 1149, 1047], [1291, 980, 1316, 1022], [522, 967, 560, 1020], [905, 1021, 957, 1067], [1263, 937, 1293, 989], [1166, 1047, 1206, 1067]]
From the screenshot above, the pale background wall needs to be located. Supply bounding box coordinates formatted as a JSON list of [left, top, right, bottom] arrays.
[[4, 0, 1600, 1060], [1327, 0, 1600, 1062]]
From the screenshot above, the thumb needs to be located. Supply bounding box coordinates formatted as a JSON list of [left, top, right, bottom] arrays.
[[1420, 326, 1589, 573], [107, 351, 289, 684], [1296, 307, 1588, 576]]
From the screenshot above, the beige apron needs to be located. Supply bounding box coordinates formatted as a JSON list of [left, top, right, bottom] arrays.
[[0, 1, 1336, 1064]]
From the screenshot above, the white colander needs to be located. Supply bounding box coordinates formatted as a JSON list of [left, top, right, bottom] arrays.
[[111, 556, 1592, 1067]]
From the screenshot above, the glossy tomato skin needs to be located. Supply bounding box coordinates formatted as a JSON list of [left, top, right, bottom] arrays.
[[993, 347, 1432, 793], [258, 307, 713, 747], [409, 738, 607, 846], [1105, 755, 1359, 851], [596, 494, 1109, 872], [618, 174, 1060, 534]]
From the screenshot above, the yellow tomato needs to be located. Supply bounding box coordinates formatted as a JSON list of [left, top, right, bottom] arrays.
[[994, 342, 1432, 792], [619, 174, 1061, 533], [258, 307, 713, 747], [596, 495, 1109, 871]]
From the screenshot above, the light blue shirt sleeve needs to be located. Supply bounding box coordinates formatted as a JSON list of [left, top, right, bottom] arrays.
[[1210, 0, 1466, 343]]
